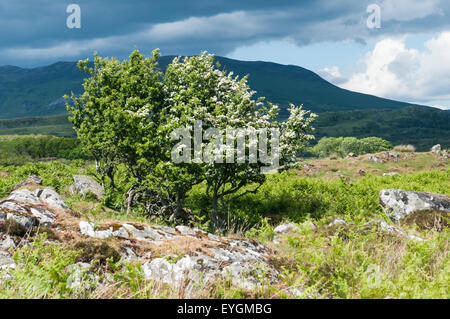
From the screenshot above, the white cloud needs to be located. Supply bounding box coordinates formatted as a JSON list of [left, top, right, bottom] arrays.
[[317, 66, 347, 84], [432, 104, 450, 110], [338, 32, 450, 108]]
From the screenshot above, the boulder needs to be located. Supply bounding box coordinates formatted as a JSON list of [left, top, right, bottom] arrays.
[[35, 188, 69, 210], [13, 175, 42, 190], [329, 218, 349, 226], [274, 223, 298, 235], [78, 220, 278, 291], [70, 175, 104, 199], [431, 144, 441, 156], [369, 155, 382, 163], [1, 184, 279, 293], [0, 187, 68, 229], [379, 189, 450, 223], [0, 252, 16, 270], [0, 235, 16, 250]]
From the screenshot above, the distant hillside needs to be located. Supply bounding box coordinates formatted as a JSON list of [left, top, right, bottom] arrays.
[[0, 56, 424, 119], [1, 106, 448, 151]]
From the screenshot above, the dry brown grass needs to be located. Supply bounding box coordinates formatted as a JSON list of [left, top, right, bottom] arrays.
[[297, 152, 448, 181]]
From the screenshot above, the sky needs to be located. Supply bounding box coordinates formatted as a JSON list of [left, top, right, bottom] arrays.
[[1, 0, 450, 109]]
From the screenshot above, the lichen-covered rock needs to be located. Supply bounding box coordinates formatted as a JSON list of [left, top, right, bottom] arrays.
[[0, 251, 16, 270], [70, 175, 104, 199], [369, 155, 382, 163], [79, 221, 129, 239], [13, 175, 42, 190], [65, 262, 99, 291], [431, 144, 441, 156], [328, 218, 349, 226], [274, 223, 298, 235], [1, 185, 279, 293], [0, 235, 16, 250], [0, 187, 62, 228], [379, 189, 450, 223], [35, 188, 68, 210]]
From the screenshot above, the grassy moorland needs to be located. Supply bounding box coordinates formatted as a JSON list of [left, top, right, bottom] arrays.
[[0, 147, 448, 299]]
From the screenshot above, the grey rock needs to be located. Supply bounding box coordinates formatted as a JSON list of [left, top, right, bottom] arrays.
[[0, 194, 56, 228], [7, 189, 41, 205], [383, 172, 401, 176], [329, 218, 348, 226], [0, 236, 16, 250], [369, 155, 382, 163], [66, 262, 98, 290], [6, 213, 36, 229], [120, 246, 138, 262], [142, 256, 203, 287], [431, 144, 441, 155], [274, 223, 298, 235], [222, 262, 277, 290], [442, 150, 449, 160], [71, 175, 104, 199], [387, 151, 400, 159], [29, 207, 56, 227], [379, 189, 450, 223], [122, 224, 169, 242], [79, 221, 112, 239], [35, 188, 68, 210], [0, 252, 16, 270], [175, 225, 197, 236], [13, 175, 42, 190]]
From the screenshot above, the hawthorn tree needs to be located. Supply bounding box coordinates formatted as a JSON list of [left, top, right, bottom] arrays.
[[163, 53, 316, 229], [67, 49, 317, 230], [66, 49, 166, 206]]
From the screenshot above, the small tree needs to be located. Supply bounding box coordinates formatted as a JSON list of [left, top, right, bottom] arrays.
[[66, 49, 166, 205], [67, 49, 317, 230], [164, 53, 316, 229]]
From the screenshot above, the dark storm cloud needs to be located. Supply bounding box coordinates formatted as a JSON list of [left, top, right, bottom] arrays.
[[0, 0, 449, 66]]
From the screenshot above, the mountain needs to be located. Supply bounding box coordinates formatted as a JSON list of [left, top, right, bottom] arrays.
[[0, 56, 448, 151], [0, 56, 425, 119]]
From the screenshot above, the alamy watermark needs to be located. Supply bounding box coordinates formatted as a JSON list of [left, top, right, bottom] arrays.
[[171, 120, 280, 173], [66, 4, 81, 29], [367, 4, 381, 29]]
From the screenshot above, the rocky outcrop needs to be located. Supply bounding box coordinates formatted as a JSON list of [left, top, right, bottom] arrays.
[[0, 176, 279, 293], [431, 144, 449, 160], [0, 186, 68, 229], [367, 151, 413, 163], [78, 220, 278, 291], [379, 189, 450, 223], [70, 175, 104, 199]]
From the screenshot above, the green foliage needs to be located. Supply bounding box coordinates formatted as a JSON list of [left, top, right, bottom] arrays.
[[310, 137, 343, 158], [0, 135, 88, 165], [314, 106, 450, 151], [275, 225, 449, 298], [188, 168, 450, 231], [66, 49, 316, 229], [312, 136, 392, 158], [0, 234, 80, 298], [0, 161, 84, 198]]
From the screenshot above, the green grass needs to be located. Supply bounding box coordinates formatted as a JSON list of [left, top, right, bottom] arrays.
[[0, 156, 449, 299]]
